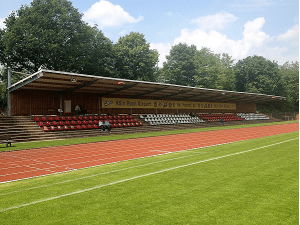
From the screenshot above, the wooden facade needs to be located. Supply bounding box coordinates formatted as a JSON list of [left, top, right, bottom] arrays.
[[11, 89, 256, 116]]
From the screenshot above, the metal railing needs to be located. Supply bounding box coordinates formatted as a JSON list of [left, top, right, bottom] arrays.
[[266, 112, 298, 121]]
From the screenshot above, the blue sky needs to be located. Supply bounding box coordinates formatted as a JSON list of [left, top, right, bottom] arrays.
[[0, 0, 299, 66]]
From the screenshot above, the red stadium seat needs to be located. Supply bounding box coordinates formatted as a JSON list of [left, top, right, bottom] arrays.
[[76, 125, 82, 130], [60, 116, 66, 121], [70, 125, 76, 130], [88, 120, 94, 125], [83, 116, 88, 120], [89, 116, 94, 120], [50, 126, 57, 131], [78, 116, 83, 120], [83, 120, 88, 125], [65, 121, 70, 125], [66, 116, 72, 121], [54, 116, 60, 121], [59, 121, 64, 126], [87, 124, 93, 129], [34, 117, 40, 122], [93, 124, 99, 129], [43, 126, 50, 132], [71, 120, 77, 125], [94, 115, 99, 120], [57, 126, 64, 131], [64, 125, 70, 130], [93, 120, 98, 124], [72, 116, 78, 120], [41, 116, 47, 121], [45, 121, 51, 126], [52, 121, 58, 126], [81, 125, 87, 129], [48, 116, 54, 121], [77, 120, 82, 125], [38, 121, 44, 127]]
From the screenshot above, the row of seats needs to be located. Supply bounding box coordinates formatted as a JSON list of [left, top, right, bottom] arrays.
[[42, 121, 144, 132], [37, 118, 140, 127], [140, 114, 205, 126], [43, 124, 100, 132], [237, 113, 270, 120], [34, 114, 135, 122], [199, 113, 243, 122]]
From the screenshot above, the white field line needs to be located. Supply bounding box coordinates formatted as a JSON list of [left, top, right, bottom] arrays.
[[0, 137, 298, 213]]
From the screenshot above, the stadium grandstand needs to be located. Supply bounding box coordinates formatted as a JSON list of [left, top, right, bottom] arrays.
[[4, 69, 287, 142]]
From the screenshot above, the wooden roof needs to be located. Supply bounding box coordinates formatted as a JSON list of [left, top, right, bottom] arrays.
[[8, 70, 285, 103]]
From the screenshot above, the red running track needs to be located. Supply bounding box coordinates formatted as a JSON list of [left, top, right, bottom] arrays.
[[0, 123, 298, 183]]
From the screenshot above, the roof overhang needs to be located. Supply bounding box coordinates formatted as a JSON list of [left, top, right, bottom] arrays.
[[8, 70, 286, 103]]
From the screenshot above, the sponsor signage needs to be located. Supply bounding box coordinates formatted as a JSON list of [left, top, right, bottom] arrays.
[[102, 98, 236, 110]]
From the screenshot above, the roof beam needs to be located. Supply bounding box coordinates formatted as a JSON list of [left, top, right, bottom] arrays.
[[131, 86, 169, 98], [156, 90, 191, 100], [99, 83, 138, 97], [60, 79, 99, 94], [8, 72, 43, 93]]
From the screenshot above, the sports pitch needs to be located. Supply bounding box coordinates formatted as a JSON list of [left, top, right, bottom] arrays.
[[0, 127, 298, 224]]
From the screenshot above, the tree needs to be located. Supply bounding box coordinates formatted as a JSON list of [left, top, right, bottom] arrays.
[[234, 55, 282, 95], [161, 43, 198, 86], [194, 47, 224, 89], [217, 53, 236, 91], [279, 61, 299, 111], [113, 32, 159, 81], [0, 0, 114, 76]]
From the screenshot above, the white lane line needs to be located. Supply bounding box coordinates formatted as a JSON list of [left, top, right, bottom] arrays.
[[0, 137, 298, 213]]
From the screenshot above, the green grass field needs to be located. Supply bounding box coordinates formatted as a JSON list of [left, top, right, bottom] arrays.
[[0, 130, 298, 224]]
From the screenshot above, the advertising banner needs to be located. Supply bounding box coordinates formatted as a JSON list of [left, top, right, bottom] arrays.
[[102, 97, 236, 110]]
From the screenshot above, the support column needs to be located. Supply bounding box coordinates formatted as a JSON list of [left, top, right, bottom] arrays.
[[7, 68, 12, 116], [59, 95, 63, 116]]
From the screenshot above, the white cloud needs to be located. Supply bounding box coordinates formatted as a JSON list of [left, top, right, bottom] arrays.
[[191, 12, 237, 30], [173, 17, 272, 60], [152, 16, 296, 66], [83, 0, 143, 28], [277, 24, 299, 44], [150, 43, 172, 67], [0, 18, 6, 29]]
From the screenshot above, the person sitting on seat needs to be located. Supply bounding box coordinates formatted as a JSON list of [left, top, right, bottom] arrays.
[[75, 105, 81, 115]]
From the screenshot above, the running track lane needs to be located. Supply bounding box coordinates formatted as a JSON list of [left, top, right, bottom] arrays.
[[0, 123, 298, 183]]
